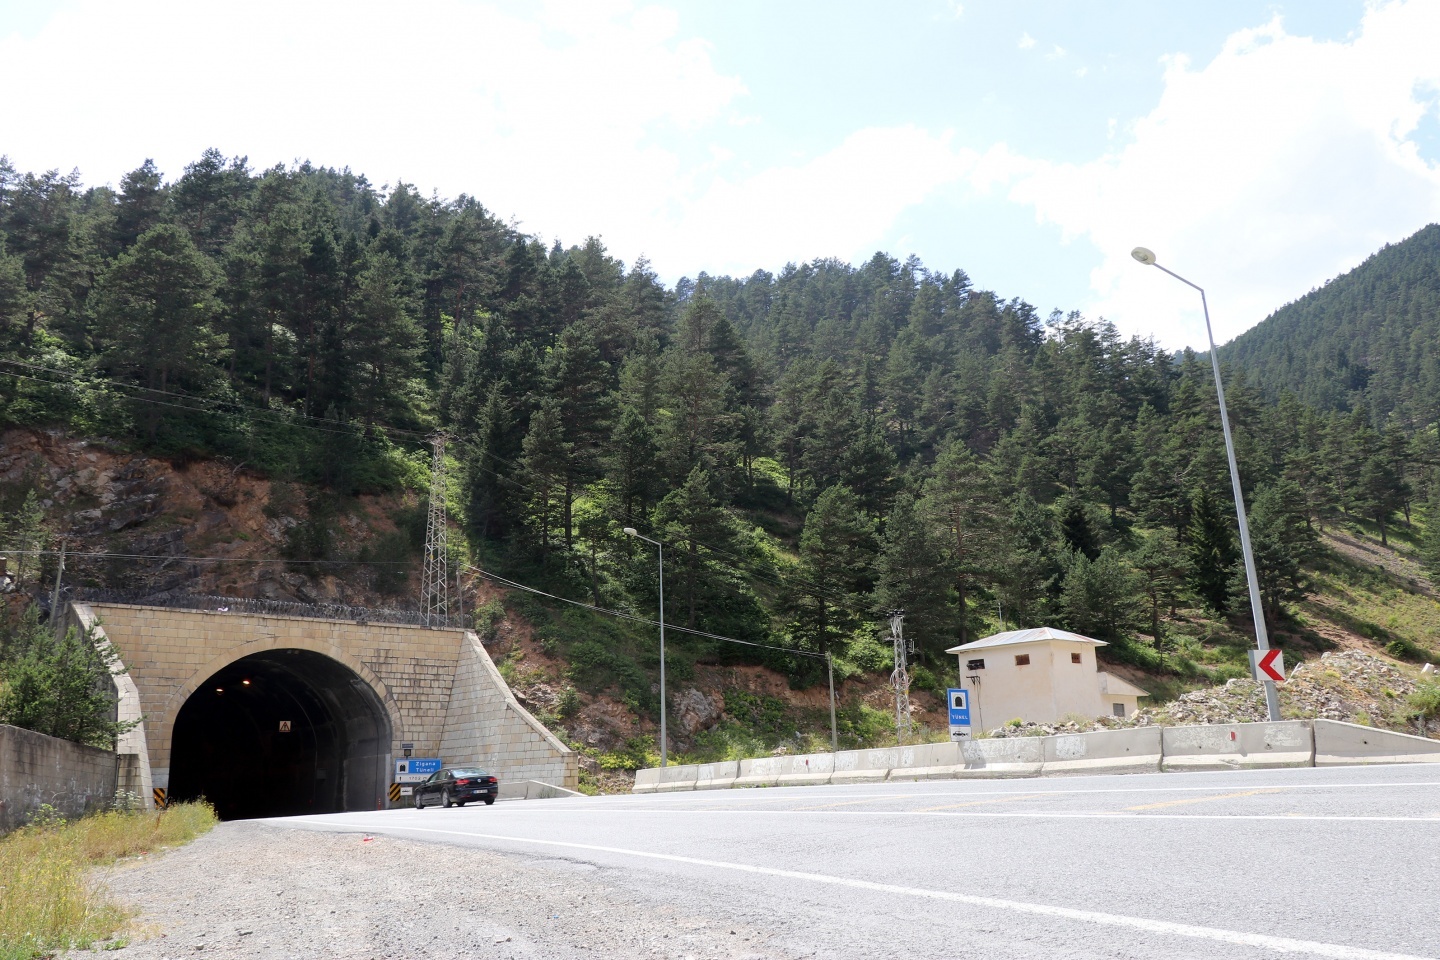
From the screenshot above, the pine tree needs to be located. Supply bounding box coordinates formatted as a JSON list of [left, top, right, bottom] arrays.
[[1187, 487, 1237, 614], [653, 466, 737, 629], [1241, 481, 1318, 622], [920, 441, 1002, 646], [872, 493, 956, 661], [517, 399, 570, 556], [784, 485, 875, 658], [1130, 529, 1191, 642], [1418, 485, 1440, 584], [1058, 548, 1142, 641]]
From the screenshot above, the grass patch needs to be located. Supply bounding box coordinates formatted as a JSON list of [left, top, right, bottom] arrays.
[[0, 801, 217, 959]]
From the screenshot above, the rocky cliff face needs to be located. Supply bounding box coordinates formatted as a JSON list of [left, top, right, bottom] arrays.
[[0, 428, 413, 606]]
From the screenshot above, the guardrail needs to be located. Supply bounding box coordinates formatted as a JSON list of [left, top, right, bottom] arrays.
[[631, 719, 1440, 793]]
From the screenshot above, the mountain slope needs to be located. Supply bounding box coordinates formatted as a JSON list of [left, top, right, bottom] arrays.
[[1224, 223, 1440, 426]]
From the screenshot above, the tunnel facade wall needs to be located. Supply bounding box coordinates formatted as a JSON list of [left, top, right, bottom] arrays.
[[74, 603, 576, 808]]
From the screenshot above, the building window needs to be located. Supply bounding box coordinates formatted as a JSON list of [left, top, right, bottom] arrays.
[[1014, 654, 1030, 666], [1113, 703, 1126, 717], [967, 659, 986, 670], [1071, 652, 1082, 664]]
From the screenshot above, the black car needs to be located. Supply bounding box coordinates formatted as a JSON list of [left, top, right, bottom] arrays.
[[413, 767, 499, 808]]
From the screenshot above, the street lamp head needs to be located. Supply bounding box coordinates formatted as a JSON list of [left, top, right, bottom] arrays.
[[622, 527, 639, 537], [1131, 246, 1157, 266]]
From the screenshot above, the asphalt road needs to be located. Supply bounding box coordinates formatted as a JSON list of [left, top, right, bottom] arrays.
[[272, 763, 1440, 959]]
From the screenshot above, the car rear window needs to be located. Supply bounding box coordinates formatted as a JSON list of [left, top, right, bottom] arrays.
[[450, 768, 488, 778]]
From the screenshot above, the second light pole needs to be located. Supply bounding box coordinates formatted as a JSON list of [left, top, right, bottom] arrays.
[[1131, 246, 1281, 722], [624, 526, 668, 766]]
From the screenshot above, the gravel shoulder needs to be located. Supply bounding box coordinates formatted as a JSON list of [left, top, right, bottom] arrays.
[[81, 820, 793, 960]]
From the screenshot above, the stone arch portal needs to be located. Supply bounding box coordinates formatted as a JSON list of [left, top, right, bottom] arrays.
[[168, 649, 392, 820]]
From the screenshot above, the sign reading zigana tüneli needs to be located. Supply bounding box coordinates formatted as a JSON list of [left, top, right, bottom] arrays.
[[394, 758, 442, 784]]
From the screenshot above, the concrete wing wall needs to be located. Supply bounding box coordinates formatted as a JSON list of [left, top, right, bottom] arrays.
[[438, 630, 578, 790], [1, 724, 116, 835]]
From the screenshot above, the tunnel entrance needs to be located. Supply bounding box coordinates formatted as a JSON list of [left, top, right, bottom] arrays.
[[169, 649, 391, 820]]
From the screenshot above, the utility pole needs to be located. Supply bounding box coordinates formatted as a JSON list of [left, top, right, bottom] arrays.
[[889, 610, 912, 745], [826, 651, 838, 753], [421, 434, 449, 628], [50, 540, 66, 640]]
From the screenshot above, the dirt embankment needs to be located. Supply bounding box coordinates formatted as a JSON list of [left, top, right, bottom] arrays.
[[1, 427, 413, 604]]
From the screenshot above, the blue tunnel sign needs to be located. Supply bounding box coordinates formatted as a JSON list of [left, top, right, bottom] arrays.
[[947, 688, 972, 741]]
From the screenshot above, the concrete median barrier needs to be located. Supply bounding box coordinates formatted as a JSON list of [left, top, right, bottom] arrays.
[[775, 753, 835, 786], [1161, 720, 1313, 771], [1313, 720, 1440, 765], [632, 766, 662, 794], [886, 743, 964, 781], [1041, 728, 1163, 776], [734, 756, 787, 788], [695, 761, 740, 790], [957, 737, 1044, 777], [655, 763, 701, 792], [831, 747, 901, 785]]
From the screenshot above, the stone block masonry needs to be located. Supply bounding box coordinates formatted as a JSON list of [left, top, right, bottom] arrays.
[[75, 602, 576, 808], [1, 724, 117, 834]]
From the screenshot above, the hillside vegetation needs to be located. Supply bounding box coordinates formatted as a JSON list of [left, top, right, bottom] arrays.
[[1225, 222, 1440, 427], [3, 152, 1440, 774]]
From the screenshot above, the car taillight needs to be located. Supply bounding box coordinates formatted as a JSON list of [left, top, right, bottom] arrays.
[[455, 778, 471, 786], [485, 777, 496, 784]]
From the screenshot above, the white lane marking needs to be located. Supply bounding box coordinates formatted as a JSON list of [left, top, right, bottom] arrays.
[[597, 779, 1440, 805], [516, 808, 1440, 823], [282, 819, 1434, 960]]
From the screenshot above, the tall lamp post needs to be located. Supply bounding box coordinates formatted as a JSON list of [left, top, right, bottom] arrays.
[[623, 527, 668, 766], [1131, 246, 1281, 722]]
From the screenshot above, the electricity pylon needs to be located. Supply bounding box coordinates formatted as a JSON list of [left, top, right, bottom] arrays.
[[421, 434, 449, 628]]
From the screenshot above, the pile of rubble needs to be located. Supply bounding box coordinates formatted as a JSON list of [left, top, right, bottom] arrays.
[[987, 650, 1432, 738]]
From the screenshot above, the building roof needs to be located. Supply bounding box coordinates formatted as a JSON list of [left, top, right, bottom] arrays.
[[945, 627, 1108, 654], [1098, 671, 1150, 698]]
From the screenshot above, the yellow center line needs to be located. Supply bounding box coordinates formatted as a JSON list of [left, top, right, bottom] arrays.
[[1125, 788, 1283, 812], [792, 796, 907, 811], [913, 795, 1043, 812]]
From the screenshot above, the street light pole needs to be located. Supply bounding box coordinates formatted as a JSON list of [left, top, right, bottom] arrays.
[[1131, 247, 1281, 722], [624, 527, 667, 766]]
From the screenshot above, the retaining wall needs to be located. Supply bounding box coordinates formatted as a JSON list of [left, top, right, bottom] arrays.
[[1313, 720, 1440, 766], [631, 719, 1440, 793], [1161, 721, 1314, 772], [0, 724, 116, 835]]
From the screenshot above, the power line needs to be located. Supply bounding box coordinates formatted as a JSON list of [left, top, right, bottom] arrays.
[[463, 563, 827, 661], [0, 361, 431, 444], [3, 359, 862, 614], [0, 549, 409, 566]]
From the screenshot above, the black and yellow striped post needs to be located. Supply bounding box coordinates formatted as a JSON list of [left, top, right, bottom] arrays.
[[388, 783, 401, 803], [153, 787, 167, 810]]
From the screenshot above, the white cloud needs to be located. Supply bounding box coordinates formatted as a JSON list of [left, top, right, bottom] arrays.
[[1018, 32, 1036, 50], [1046, 45, 1067, 61], [638, 127, 977, 277], [1000, 3, 1440, 348], [0, 0, 745, 264]]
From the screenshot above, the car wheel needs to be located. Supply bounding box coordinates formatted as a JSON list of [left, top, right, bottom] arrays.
[[414, 794, 423, 809], [441, 789, 452, 808], [484, 796, 496, 806]]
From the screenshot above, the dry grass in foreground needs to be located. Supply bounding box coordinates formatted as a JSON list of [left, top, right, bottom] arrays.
[[0, 800, 217, 960]]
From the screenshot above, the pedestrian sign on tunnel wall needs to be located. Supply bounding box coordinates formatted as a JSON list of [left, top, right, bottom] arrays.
[[947, 688, 972, 741]]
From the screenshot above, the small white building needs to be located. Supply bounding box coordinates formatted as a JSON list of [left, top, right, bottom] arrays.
[[945, 627, 1150, 728]]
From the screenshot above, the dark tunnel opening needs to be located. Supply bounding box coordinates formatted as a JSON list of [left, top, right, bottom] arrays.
[[169, 649, 391, 820]]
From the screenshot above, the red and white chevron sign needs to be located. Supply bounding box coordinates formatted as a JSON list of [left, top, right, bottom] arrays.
[[1249, 649, 1286, 683]]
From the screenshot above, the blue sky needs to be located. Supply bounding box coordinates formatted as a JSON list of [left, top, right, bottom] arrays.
[[3, 0, 1438, 348]]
